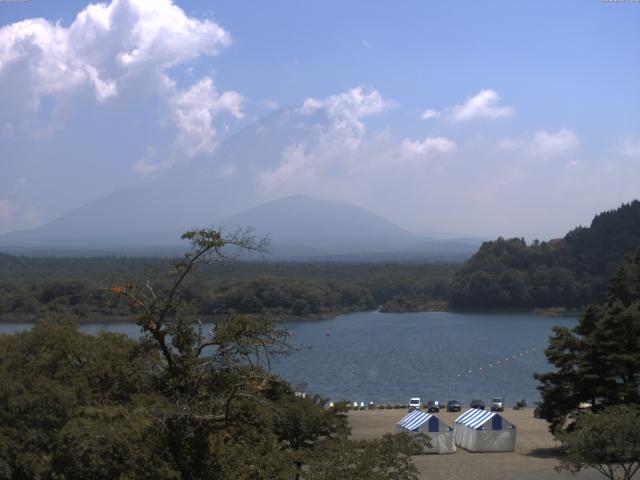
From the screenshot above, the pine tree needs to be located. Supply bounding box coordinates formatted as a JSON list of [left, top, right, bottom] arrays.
[[535, 249, 640, 432]]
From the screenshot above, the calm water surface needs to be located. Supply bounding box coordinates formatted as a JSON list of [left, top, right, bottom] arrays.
[[0, 311, 576, 405]]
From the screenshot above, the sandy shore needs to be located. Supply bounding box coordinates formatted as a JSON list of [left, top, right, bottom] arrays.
[[348, 408, 601, 480]]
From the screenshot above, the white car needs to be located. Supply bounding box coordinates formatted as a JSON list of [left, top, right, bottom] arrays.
[[409, 397, 421, 411]]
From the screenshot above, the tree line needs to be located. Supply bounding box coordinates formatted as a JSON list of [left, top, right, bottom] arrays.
[[450, 201, 640, 309], [0, 256, 455, 322]]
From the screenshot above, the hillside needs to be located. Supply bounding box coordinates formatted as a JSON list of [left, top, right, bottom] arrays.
[[449, 200, 640, 309]]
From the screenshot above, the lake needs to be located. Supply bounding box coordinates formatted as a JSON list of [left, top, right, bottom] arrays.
[[0, 311, 576, 406]]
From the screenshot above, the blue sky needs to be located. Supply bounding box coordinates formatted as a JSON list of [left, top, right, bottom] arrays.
[[1, 0, 639, 238]]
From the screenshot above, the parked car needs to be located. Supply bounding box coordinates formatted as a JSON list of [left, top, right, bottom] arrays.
[[409, 397, 421, 411], [533, 403, 543, 418], [446, 400, 462, 412], [426, 400, 440, 413], [470, 399, 485, 410], [490, 397, 504, 411]]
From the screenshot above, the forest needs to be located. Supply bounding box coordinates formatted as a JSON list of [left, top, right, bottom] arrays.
[[0, 254, 455, 322], [449, 201, 640, 309]]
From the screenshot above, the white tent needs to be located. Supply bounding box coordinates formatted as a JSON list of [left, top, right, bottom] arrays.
[[395, 410, 456, 454], [453, 408, 516, 452]]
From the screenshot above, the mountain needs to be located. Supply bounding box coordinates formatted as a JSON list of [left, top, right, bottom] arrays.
[[0, 107, 315, 252], [449, 200, 640, 309], [0, 192, 480, 260], [218, 194, 420, 258], [0, 106, 480, 260]]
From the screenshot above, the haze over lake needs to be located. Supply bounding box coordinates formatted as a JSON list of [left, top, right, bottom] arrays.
[[1, 311, 575, 404]]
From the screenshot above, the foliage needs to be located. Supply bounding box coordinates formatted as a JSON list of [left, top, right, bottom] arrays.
[[450, 200, 640, 309], [557, 405, 640, 480], [535, 249, 640, 432], [0, 318, 173, 479], [0, 253, 457, 322], [0, 228, 424, 479], [302, 432, 428, 480]]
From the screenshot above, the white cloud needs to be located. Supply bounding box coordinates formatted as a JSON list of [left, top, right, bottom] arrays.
[[299, 86, 390, 148], [402, 136, 456, 157], [420, 109, 441, 120], [259, 144, 310, 188], [263, 99, 280, 110], [621, 138, 640, 158], [528, 128, 579, 157], [169, 77, 244, 158], [448, 89, 514, 122], [133, 78, 244, 174], [0, 0, 249, 174], [257, 87, 392, 189], [133, 145, 163, 175], [0, 0, 232, 134], [497, 128, 579, 158]]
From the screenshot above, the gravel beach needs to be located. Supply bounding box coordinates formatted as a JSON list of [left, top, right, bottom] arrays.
[[348, 408, 602, 480]]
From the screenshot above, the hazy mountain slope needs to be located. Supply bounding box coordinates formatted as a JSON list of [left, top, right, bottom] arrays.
[[217, 194, 420, 256], [0, 105, 480, 260], [0, 108, 326, 249]]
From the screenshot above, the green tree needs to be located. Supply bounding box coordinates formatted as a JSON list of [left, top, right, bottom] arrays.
[[302, 432, 428, 480], [557, 405, 640, 480], [535, 249, 640, 432], [0, 227, 425, 479], [0, 318, 172, 479]]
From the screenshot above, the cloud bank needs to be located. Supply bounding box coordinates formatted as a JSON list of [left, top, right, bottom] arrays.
[[0, 0, 242, 173]]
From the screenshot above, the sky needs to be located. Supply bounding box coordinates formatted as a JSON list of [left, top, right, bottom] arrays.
[[0, 0, 639, 240]]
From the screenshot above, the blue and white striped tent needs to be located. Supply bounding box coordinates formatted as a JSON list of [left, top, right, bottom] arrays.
[[453, 408, 516, 452], [396, 410, 455, 454]]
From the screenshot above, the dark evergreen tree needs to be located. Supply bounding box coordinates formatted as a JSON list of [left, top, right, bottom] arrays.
[[535, 249, 640, 432]]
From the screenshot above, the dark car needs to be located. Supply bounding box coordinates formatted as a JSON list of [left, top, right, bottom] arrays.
[[446, 400, 461, 412], [470, 399, 485, 410], [426, 400, 440, 413], [533, 403, 543, 418]]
